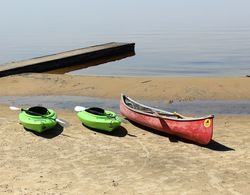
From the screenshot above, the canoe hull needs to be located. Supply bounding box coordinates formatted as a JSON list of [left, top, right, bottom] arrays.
[[120, 95, 213, 145]]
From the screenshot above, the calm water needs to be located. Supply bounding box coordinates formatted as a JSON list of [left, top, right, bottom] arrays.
[[1, 1, 250, 76], [1, 96, 250, 116]]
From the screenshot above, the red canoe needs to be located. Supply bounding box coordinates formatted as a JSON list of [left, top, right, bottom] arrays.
[[120, 94, 214, 145]]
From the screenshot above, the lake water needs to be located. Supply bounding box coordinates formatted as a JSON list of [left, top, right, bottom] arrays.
[[1, 96, 250, 116], [1, 1, 250, 76]]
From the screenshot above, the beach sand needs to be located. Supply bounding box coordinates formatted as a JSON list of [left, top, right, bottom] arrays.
[[0, 73, 250, 100], [0, 73, 250, 194]]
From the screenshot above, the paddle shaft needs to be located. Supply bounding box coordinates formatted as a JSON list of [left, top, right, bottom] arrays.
[[85, 108, 116, 118], [154, 110, 190, 119], [21, 108, 57, 122], [75, 106, 126, 123]]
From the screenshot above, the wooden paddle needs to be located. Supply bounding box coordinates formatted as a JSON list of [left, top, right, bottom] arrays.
[[153, 110, 192, 119]]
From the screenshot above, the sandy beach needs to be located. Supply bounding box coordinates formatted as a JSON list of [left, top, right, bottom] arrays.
[[0, 73, 250, 100], [0, 73, 250, 194]]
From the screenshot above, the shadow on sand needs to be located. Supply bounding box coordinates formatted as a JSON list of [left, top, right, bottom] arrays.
[[82, 124, 128, 137], [129, 120, 234, 151], [25, 123, 64, 139], [203, 140, 234, 151]]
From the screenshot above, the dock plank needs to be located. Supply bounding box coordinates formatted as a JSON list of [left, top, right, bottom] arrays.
[[0, 42, 135, 77]]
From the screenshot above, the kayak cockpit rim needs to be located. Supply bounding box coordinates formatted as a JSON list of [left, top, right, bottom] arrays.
[[120, 94, 214, 121]]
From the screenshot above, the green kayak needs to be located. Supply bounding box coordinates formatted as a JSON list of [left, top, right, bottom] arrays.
[[77, 107, 121, 132], [19, 106, 57, 133]]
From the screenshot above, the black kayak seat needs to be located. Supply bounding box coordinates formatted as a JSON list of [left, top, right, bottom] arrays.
[[85, 107, 105, 116], [26, 106, 49, 116]]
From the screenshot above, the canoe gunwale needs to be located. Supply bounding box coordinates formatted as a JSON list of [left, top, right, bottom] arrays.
[[121, 94, 214, 121]]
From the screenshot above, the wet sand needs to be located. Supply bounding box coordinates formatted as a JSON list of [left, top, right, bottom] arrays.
[[0, 73, 250, 194], [0, 73, 250, 101]]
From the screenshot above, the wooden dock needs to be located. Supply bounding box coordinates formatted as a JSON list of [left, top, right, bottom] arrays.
[[0, 42, 135, 77]]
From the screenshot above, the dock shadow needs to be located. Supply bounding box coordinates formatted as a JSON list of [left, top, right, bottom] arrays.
[[128, 120, 234, 151], [46, 51, 135, 74], [25, 123, 64, 139], [82, 124, 128, 137]]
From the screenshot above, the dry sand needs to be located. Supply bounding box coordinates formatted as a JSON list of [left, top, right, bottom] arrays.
[[0, 73, 250, 194]]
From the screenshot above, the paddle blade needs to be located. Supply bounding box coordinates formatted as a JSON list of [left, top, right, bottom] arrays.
[[121, 118, 129, 124], [118, 115, 129, 124], [173, 112, 193, 119], [9, 106, 21, 111], [56, 118, 70, 128], [74, 106, 86, 112]]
